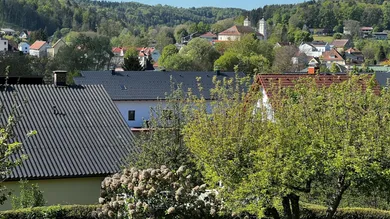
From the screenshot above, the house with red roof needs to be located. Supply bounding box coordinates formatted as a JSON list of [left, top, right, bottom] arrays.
[[199, 32, 218, 42], [29, 40, 48, 57], [254, 74, 380, 119], [217, 17, 267, 41], [321, 48, 345, 66]]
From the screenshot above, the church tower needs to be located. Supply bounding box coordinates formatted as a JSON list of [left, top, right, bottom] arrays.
[[258, 18, 267, 40], [243, 17, 251, 27]]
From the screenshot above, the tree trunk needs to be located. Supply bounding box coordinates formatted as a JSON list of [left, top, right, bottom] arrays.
[[289, 194, 300, 219], [269, 207, 281, 219], [326, 175, 350, 219], [282, 196, 292, 219]]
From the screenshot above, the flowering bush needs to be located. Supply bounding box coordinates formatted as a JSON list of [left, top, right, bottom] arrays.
[[94, 165, 221, 219]]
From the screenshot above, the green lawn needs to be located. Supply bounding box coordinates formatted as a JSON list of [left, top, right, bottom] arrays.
[[313, 35, 334, 43]]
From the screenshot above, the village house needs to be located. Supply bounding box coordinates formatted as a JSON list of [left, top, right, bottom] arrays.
[[0, 28, 15, 36], [0, 38, 8, 52], [29, 40, 49, 57], [111, 47, 158, 71], [321, 48, 346, 66], [310, 41, 331, 52], [217, 17, 266, 41], [19, 30, 29, 39], [74, 71, 244, 129], [0, 71, 137, 210], [18, 42, 30, 54], [199, 32, 218, 42], [47, 39, 66, 58], [254, 74, 381, 119], [298, 42, 323, 57], [330, 39, 351, 52], [373, 32, 388, 40], [360, 27, 374, 37], [345, 48, 364, 64]]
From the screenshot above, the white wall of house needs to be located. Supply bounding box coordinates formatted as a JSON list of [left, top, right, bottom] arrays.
[[256, 87, 273, 121], [299, 44, 322, 57], [0, 39, 8, 52], [218, 35, 240, 41], [115, 100, 161, 128], [115, 100, 212, 128], [314, 44, 330, 52], [18, 42, 30, 54]]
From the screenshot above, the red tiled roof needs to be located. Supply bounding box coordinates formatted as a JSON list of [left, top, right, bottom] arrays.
[[322, 49, 344, 62], [331, 39, 349, 48], [30, 41, 47, 50], [137, 47, 155, 57], [112, 47, 126, 54], [345, 48, 361, 54], [219, 25, 263, 37], [200, 32, 217, 38], [360, 27, 373, 31], [256, 74, 381, 98]]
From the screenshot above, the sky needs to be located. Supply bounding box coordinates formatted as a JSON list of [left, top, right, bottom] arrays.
[[112, 0, 306, 10]]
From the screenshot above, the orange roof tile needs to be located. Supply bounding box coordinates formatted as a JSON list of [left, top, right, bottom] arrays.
[[30, 41, 47, 50], [322, 49, 344, 62], [255, 74, 381, 99], [219, 25, 263, 37]]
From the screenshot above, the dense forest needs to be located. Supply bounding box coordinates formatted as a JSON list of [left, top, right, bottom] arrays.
[[247, 0, 390, 32], [0, 0, 244, 35]]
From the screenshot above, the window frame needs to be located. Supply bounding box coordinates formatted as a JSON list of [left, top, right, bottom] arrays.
[[128, 110, 135, 121]]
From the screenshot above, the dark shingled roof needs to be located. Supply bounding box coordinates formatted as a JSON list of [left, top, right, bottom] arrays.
[[1, 84, 137, 180], [74, 71, 245, 101]]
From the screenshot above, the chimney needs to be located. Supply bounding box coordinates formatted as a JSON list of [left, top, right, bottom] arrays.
[[308, 66, 317, 75], [53, 70, 67, 86], [214, 65, 221, 75]]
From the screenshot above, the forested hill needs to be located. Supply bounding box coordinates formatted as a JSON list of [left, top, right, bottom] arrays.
[[0, 0, 244, 34], [246, 0, 390, 31]]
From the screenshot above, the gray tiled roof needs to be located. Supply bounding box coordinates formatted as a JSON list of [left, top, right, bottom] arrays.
[[0, 84, 137, 180], [74, 71, 245, 100]]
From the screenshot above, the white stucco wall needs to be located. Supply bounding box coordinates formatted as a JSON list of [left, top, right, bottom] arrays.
[[115, 100, 162, 128], [0, 39, 8, 52], [115, 100, 212, 128], [18, 43, 29, 54], [218, 35, 240, 41]]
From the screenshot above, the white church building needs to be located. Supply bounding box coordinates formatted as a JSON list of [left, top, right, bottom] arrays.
[[217, 17, 267, 41]]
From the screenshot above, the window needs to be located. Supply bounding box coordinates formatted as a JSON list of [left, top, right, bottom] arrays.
[[25, 47, 27, 50], [3, 42, 6, 45], [128, 110, 135, 121]]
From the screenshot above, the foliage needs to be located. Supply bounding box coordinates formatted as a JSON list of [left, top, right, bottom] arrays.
[[161, 38, 220, 71], [272, 45, 299, 73], [0, 0, 243, 36], [133, 82, 200, 182], [11, 180, 45, 209], [122, 48, 143, 71], [54, 34, 113, 72], [0, 205, 99, 219], [95, 166, 221, 219], [183, 74, 390, 219]]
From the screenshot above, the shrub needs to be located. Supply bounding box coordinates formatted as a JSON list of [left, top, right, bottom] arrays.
[[0, 205, 99, 219], [95, 165, 222, 219], [11, 180, 45, 209]]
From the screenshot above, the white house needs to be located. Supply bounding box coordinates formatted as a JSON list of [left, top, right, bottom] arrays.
[[74, 71, 244, 129], [29, 40, 48, 57], [18, 42, 30, 54], [0, 38, 8, 52], [310, 41, 330, 52], [298, 43, 323, 57], [217, 17, 266, 41]]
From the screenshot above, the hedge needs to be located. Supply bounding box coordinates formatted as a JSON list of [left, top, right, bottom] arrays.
[[301, 205, 390, 219], [1, 204, 390, 219], [0, 205, 99, 219]]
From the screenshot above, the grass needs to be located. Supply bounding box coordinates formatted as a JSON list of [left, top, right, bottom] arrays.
[[313, 35, 334, 43]]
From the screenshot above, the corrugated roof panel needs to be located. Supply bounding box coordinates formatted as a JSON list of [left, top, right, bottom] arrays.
[[1, 84, 138, 180]]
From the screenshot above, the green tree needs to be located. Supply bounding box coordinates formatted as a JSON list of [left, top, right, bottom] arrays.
[[11, 180, 45, 209], [329, 63, 339, 73], [214, 51, 239, 72], [183, 74, 390, 219], [122, 48, 143, 71], [159, 44, 179, 69], [178, 38, 220, 71]]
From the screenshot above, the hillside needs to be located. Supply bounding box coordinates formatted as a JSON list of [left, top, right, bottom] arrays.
[[0, 0, 244, 34]]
